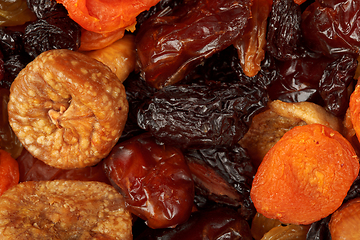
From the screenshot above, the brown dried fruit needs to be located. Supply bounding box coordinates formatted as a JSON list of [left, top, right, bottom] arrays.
[[7, 49, 128, 169], [0, 180, 132, 239]]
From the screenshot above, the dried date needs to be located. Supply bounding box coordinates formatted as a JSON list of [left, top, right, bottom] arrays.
[[135, 0, 252, 89], [302, 0, 360, 57], [137, 79, 268, 149], [103, 133, 194, 229]]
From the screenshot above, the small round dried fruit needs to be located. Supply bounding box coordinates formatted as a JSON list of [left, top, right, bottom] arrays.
[[0, 180, 132, 239], [8, 49, 128, 169]]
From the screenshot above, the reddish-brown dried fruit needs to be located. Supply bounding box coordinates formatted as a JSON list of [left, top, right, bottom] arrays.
[[0, 180, 132, 239], [7, 49, 128, 169]]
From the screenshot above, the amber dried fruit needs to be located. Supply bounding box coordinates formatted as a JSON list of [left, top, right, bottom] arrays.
[[83, 34, 136, 82], [0, 180, 132, 239], [329, 197, 360, 240], [251, 212, 282, 240], [251, 124, 359, 225], [8, 49, 128, 169]]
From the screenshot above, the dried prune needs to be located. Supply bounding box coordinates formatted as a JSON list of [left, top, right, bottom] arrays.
[[135, 207, 252, 240], [302, 0, 360, 57], [318, 54, 357, 117], [23, 12, 81, 58], [0, 28, 25, 58], [306, 216, 332, 240], [184, 144, 256, 220], [103, 133, 194, 229], [8, 49, 128, 169], [0, 180, 133, 239], [266, 0, 304, 60], [136, 0, 252, 89], [137, 79, 268, 149]]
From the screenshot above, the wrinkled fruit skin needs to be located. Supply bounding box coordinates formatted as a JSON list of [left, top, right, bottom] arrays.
[[103, 133, 194, 229], [135, 0, 252, 89], [8, 49, 128, 169], [137, 79, 268, 150]]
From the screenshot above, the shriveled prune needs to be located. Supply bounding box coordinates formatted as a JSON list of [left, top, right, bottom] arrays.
[[0, 28, 25, 58], [8, 49, 128, 169], [103, 133, 194, 229], [0, 180, 133, 239], [306, 216, 332, 240], [302, 0, 360, 57], [266, 0, 303, 60], [23, 12, 81, 58], [137, 79, 268, 149], [135, 207, 253, 240], [318, 54, 357, 117], [136, 0, 252, 89], [184, 144, 256, 220]]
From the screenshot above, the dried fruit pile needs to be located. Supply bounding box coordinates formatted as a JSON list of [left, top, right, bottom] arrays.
[[0, 0, 360, 239]]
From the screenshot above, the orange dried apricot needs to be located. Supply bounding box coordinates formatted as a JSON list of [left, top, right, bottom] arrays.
[[250, 124, 359, 225], [0, 149, 19, 196]]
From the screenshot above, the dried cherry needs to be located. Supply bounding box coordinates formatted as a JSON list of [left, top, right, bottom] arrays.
[[135, 0, 252, 89], [137, 79, 268, 149], [103, 133, 194, 229]]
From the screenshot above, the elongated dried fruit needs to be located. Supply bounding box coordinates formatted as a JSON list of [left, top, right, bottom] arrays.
[[8, 49, 128, 169], [0, 180, 132, 239]]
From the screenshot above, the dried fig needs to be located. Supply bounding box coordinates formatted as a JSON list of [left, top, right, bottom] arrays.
[[0, 180, 132, 239], [7, 49, 128, 169]]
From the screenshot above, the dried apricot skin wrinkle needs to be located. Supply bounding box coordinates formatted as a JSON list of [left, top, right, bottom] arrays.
[[251, 124, 359, 225], [7, 49, 129, 169]]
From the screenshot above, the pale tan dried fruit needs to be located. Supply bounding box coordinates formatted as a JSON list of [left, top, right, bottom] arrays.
[[0, 180, 132, 240], [83, 34, 136, 83], [7, 49, 128, 169], [239, 100, 342, 168]]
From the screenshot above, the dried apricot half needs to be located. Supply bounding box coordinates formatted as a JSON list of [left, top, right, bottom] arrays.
[[0, 149, 19, 196], [251, 124, 359, 225], [0, 180, 132, 239], [7, 49, 128, 169]]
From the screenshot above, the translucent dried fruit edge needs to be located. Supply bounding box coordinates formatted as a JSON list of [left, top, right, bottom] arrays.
[[55, 0, 161, 34], [0, 149, 19, 196], [250, 124, 360, 225]]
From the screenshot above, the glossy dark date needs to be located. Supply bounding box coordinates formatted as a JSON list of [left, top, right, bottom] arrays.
[[135, 0, 252, 89], [302, 0, 360, 56], [137, 79, 268, 149], [103, 133, 194, 229]]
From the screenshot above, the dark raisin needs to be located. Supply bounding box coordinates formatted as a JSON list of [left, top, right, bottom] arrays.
[[137, 79, 268, 149], [3, 54, 31, 85], [23, 13, 81, 58], [318, 54, 357, 117], [266, 0, 304, 60], [306, 215, 332, 240], [0, 29, 25, 59], [26, 0, 66, 19]]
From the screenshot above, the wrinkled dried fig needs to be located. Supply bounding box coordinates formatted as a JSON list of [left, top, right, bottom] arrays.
[[0, 180, 132, 239], [8, 49, 128, 169]]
